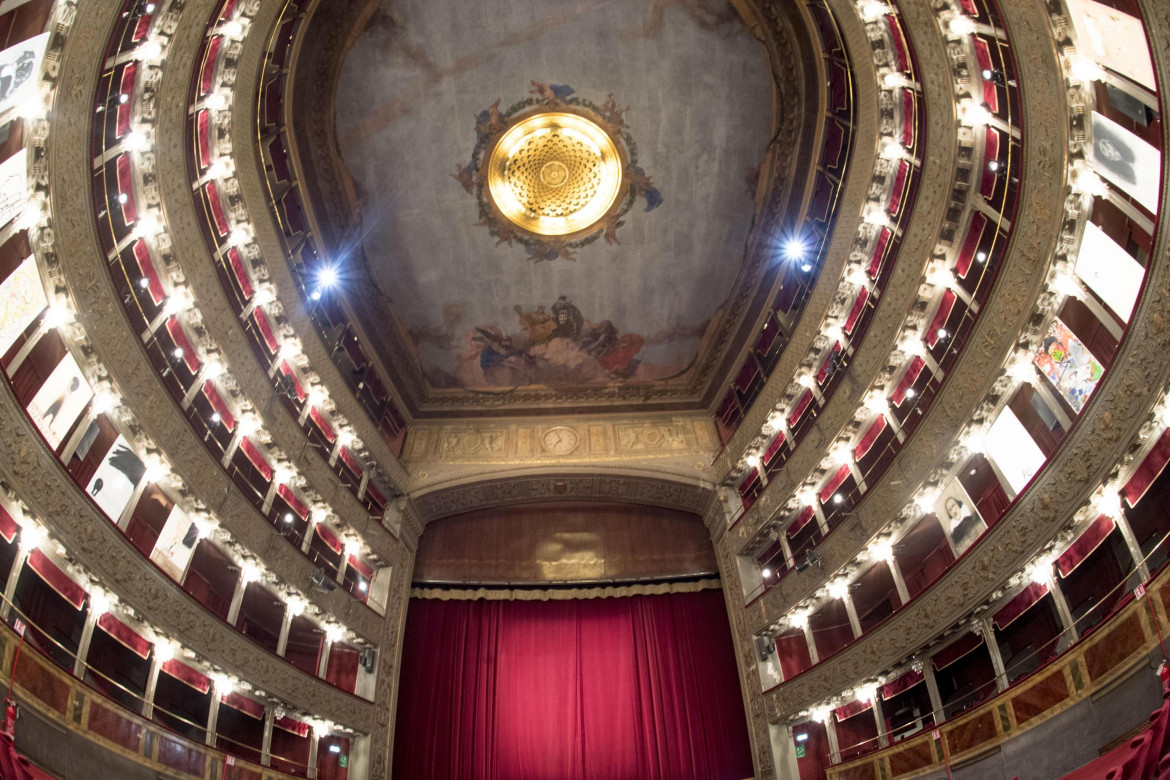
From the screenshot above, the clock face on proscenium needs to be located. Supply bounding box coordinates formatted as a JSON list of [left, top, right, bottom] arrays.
[[542, 427, 579, 455]]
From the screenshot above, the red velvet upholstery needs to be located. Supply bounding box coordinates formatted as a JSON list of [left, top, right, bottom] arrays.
[[789, 390, 814, 428], [116, 63, 137, 138], [204, 181, 229, 237], [199, 36, 222, 97], [854, 415, 888, 461], [892, 356, 926, 406], [1057, 515, 1116, 577], [97, 613, 150, 658], [239, 438, 272, 481], [844, 288, 869, 335], [955, 212, 987, 279], [887, 160, 909, 216], [164, 318, 201, 372], [993, 582, 1049, 629], [116, 154, 137, 225], [981, 129, 1001, 198], [926, 290, 957, 348], [1124, 430, 1170, 507], [131, 240, 164, 305], [868, 228, 891, 279], [393, 591, 753, 779], [202, 382, 236, 431], [196, 109, 211, 170], [26, 550, 85, 609]]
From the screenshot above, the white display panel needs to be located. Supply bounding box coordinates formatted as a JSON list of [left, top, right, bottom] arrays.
[[150, 505, 199, 581], [0, 254, 45, 353], [1076, 221, 1144, 320], [985, 407, 1047, 495], [85, 435, 144, 523], [1066, 0, 1156, 91], [1091, 111, 1161, 214], [0, 148, 26, 230], [0, 32, 49, 115], [933, 478, 985, 557], [27, 352, 93, 449]]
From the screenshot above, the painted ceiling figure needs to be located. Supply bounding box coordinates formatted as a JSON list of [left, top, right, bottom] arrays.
[[551, 295, 583, 340]]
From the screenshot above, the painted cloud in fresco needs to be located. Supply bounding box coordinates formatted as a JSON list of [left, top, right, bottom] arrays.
[[415, 295, 709, 390]]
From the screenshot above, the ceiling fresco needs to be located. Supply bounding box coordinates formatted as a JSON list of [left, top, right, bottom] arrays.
[[334, 0, 774, 398]]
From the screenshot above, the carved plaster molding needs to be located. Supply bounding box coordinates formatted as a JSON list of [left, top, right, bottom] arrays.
[[752, 0, 1170, 722], [411, 473, 715, 525], [0, 378, 374, 729], [732, 0, 1068, 634], [146, 0, 402, 569], [42, 0, 380, 644]]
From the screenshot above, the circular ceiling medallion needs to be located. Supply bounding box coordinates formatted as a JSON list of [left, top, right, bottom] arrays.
[[486, 112, 624, 238]]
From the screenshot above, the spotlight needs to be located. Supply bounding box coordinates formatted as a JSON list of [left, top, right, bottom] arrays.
[[782, 235, 809, 263], [832, 494, 844, 505], [987, 160, 1000, 172], [762, 567, 773, 579], [937, 328, 949, 340], [316, 265, 340, 290], [975, 251, 987, 264], [283, 512, 294, 524]]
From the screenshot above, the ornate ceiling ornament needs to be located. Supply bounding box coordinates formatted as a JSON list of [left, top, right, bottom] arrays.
[[454, 82, 662, 262]]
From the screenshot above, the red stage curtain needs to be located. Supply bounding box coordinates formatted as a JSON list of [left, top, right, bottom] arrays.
[[393, 590, 753, 780]]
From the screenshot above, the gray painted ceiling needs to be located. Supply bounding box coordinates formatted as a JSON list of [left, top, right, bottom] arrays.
[[336, 0, 773, 392]]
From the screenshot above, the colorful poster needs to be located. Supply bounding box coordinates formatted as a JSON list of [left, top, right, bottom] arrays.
[[150, 505, 199, 581], [1091, 111, 1161, 214], [0, 148, 26, 229], [1066, 0, 1156, 91], [27, 353, 92, 449], [85, 435, 144, 523], [0, 33, 48, 116], [0, 255, 45, 353], [1076, 222, 1144, 320], [1033, 319, 1104, 414], [985, 407, 1046, 495], [934, 478, 985, 557]]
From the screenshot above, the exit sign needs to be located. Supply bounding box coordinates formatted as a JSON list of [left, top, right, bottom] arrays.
[[338, 755, 349, 768], [794, 745, 805, 758]]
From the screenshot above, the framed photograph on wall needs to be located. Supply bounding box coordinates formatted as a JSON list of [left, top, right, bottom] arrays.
[[0, 255, 46, 354], [150, 505, 199, 581], [1033, 318, 1104, 414], [934, 478, 986, 558], [26, 353, 93, 449], [85, 435, 145, 523]]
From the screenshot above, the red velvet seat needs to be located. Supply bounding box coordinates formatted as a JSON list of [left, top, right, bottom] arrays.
[[926, 289, 957, 348], [115, 154, 137, 225], [131, 240, 164, 305], [115, 62, 137, 138], [892, 356, 926, 406], [203, 181, 229, 237], [199, 36, 222, 97], [955, 212, 987, 279], [980, 128, 1001, 199]]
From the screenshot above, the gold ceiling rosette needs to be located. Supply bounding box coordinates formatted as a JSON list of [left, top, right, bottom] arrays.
[[453, 82, 662, 263]]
